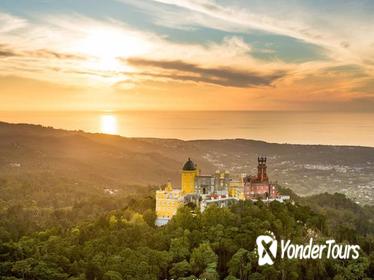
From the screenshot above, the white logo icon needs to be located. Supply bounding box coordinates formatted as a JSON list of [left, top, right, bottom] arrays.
[[256, 235, 277, 266]]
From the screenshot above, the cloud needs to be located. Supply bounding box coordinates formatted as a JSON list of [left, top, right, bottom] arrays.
[[0, 48, 15, 57], [28, 49, 85, 60], [144, 0, 330, 46], [351, 78, 374, 95], [0, 74, 78, 91], [0, 43, 85, 60], [126, 57, 286, 88], [134, 0, 374, 69], [0, 12, 27, 33]]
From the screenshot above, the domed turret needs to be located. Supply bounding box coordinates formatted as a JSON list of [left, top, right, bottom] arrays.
[[182, 157, 196, 171], [181, 157, 197, 194]]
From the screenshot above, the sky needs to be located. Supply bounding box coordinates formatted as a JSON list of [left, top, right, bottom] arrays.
[[0, 0, 374, 111]]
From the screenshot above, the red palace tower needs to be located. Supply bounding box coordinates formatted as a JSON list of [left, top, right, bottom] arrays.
[[243, 157, 278, 200]]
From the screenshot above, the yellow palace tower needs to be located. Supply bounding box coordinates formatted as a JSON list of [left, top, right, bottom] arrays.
[[181, 158, 198, 194], [155, 181, 183, 226]]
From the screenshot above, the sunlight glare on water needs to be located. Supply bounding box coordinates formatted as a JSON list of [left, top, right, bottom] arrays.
[[0, 111, 373, 146], [100, 114, 118, 135]]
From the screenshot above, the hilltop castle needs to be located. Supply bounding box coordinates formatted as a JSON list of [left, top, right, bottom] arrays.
[[155, 157, 289, 226]]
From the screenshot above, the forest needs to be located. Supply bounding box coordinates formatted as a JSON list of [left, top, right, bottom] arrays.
[[1, 191, 374, 280]]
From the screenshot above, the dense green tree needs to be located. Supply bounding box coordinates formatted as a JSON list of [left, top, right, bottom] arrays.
[[85, 262, 103, 280], [170, 236, 190, 261], [199, 264, 219, 280], [224, 275, 239, 280], [170, 207, 198, 231], [190, 243, 218, 276], [103, 271, 123, 280], [143, 209, 157, 227], [169, 260, 191, 279], [228, 248, 252, 280], [32, 261, 68, 280], [11, 259, 33, 279]]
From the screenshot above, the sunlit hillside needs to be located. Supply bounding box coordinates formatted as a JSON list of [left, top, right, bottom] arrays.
[[1, 122, 374, 206]]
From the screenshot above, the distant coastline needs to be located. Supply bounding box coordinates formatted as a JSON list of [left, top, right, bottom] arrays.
[[0, 119, 374, 148]]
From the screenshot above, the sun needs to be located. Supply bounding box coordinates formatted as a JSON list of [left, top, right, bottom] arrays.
[[100, 114, 118, 135], [74, 26, 149, 72]]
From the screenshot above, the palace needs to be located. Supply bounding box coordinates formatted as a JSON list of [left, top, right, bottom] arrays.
[[155, 156, 289, 226]]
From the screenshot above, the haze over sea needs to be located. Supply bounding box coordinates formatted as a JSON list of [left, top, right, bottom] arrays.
[[1, 111, 373, 147]]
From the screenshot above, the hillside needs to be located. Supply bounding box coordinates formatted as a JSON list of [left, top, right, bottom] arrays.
[[1, 121, 373, 205], [1, 122, 374, 279]]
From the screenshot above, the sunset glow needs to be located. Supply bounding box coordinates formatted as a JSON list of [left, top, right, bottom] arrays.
[[74, 27, 149, 72], [100, 114, 118, 135], [0, 1, 373, 112]]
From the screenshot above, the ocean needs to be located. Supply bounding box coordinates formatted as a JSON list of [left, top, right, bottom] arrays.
[[0, 111, 373, 147]]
